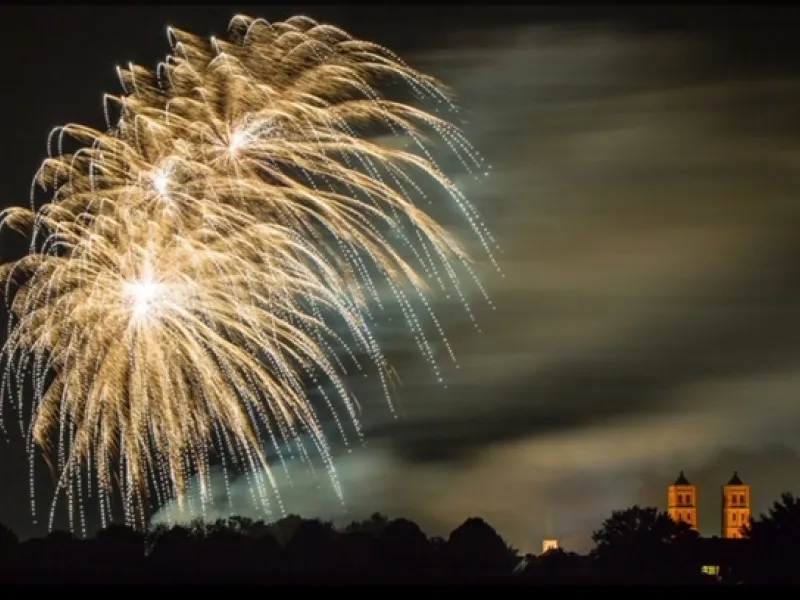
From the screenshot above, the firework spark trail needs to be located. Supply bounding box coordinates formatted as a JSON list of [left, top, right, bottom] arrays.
[[0, 14, 498, 531]]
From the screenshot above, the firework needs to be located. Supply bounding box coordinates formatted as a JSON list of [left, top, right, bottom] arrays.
[[0, 15, 498, 532]]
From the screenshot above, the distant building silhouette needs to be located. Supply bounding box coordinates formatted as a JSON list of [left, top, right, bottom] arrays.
[[667, 471, 698, 530], [722, 471, 751, 539], [666, 471, 752, 538]]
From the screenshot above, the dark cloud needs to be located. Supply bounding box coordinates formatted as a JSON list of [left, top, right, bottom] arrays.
[[387, 235, 800, 464]]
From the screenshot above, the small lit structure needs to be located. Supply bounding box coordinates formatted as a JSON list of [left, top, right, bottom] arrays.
[[542, 539, 560, 553], [701, 565, 721, 577]]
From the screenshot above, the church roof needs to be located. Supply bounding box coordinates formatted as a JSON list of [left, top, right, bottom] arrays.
[[674, 470, 690, 485], [726, 471, 744, 486]]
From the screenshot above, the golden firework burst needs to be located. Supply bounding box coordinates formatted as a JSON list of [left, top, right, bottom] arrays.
[[0, 14, 497, 532]]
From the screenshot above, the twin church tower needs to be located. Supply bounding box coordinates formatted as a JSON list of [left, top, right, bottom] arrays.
[[667, 471, 752, 539]]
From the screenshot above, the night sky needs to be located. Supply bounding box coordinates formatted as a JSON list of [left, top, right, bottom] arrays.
[[2, 6, 800, 553]]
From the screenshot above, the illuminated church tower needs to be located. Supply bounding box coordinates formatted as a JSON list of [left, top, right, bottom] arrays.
[[722, 471, 751, 539], [667, 471, 698, 530]]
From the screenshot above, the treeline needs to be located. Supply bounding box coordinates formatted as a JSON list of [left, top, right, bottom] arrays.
[[0, 492, 799, 582]]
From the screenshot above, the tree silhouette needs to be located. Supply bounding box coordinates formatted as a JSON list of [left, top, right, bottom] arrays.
[[252, 530, 283, 573], [195, 518, 226, 537], [428, 535, 447, 571], [200, 522, 258, 575], [146, 522, 171, 548], [591, 505, 699, 581], [150, 524, 197, 574], [524, 548, 592, 582], [24, 530, 87, 577], [152, 524, 194, 547], [93, 524, 146, 570], [333, 530, 378, 575], [0, 523, 18, 551], [743, 492, 800, 582], [446, 517, 517, 575], [228, 515, 255, 533], [378, 518, 432, 574], [344, 512, 389, 536], [45, 530, 76, 544], [268, 514, 305, 547], [23, 499, 800, 582], [284, 519, 336, 573], [96, 523, 143, 545], [242, 518, 272, 540], [0, 522, 18, 574], [185, 518, 282, 574]]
